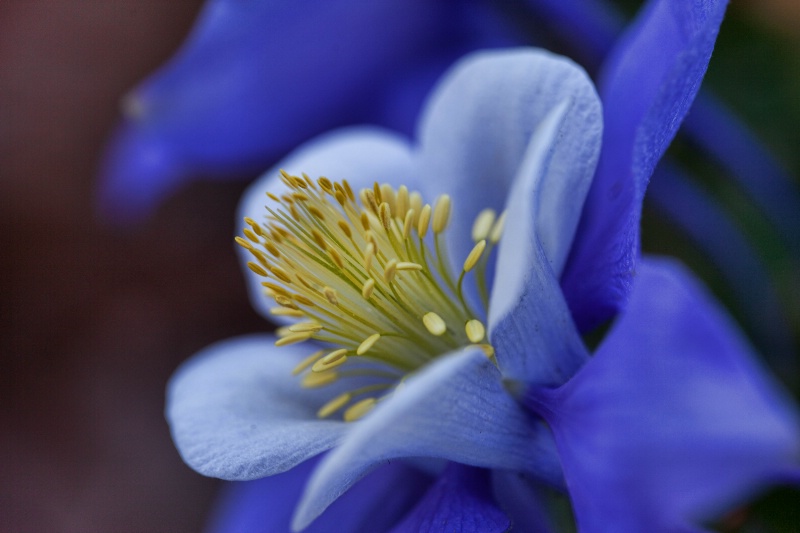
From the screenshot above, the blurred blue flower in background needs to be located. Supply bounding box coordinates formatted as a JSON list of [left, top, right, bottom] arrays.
[[166, 48, 800, 532]]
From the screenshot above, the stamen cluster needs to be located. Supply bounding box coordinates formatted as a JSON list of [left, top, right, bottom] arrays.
[[237, 171, 504, 421]]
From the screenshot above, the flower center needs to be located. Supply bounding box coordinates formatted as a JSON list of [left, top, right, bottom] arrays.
[[237, 171, 504, 421]]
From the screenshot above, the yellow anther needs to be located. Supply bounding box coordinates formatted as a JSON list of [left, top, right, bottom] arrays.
[[490, 211, 507, 244], [266, 191, 280, 202], [292, 350, 325, 375], [384, 259, 398, 283], [302, 371, 338, 388], [380, 184, 396, 213], [243, 227, 259, 243], [343, 397, 376, 422], [323, 286, 339, 306], [318, 177, 333, 193], [471, 209, 496, 242], [334, 190, 347, 206], [288, 322, 323, 333], [465, 319, 486, 343], [269, 266, 292, 284], [478, 344, 495, 358], [311, 229, 327, 250], [357, 333, 381, 355], [418, 204, 432, 237], [342, 179, 355, 202], [317, 393, 352, 418], [308, 206, 325, 220], [363, 243, 375, 272], [292, 192, 309, 202], [274, 295, 297, 308], [432, 195, 451, 233], [422, 312, 447, 336], [293, 294, 315, 306], [403, 210, 415, 239], [261, 281, 290, 296], [337, 220, 352, 238], [329, 248, 344, 269], [312, 349, 348, 372], [463, 240, 487, 272], [264, 241, 281, 257], [275, 332, 313, 347], [396, 262, 423, 272], [379, 202, 392, 229], [396, 185, 409, 218], [270, 307, 304, 317], [250, 249, 270, 267], [247, 262, 268, 277], [235, 236, 253, 250], [361, 278, 376, 299], [372, 182, 383, 204]]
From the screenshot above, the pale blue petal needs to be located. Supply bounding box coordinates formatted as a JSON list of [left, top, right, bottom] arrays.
[[166, 334, 347, 480], [562, 0, 728, 330], [388, 464, 509, 533], [528, 259, 800, 532], [417, 48, 602, 269], [236, 127, 415, 322], [292, 347, 563, 530], [488, 104, 589, 386]]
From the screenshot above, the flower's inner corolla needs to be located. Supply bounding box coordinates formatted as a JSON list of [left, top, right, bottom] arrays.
[[237, 171, 504, 422]]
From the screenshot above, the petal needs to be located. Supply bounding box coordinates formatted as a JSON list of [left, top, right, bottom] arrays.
[[647, 164, 797, 382], [562, 0, 728, 330], [528, 259, 800, 532], [292, 347, 563, 530], [207, 455, 431, 533], [682, 93, 800, 256], [491, 470, 559, 533], [488, 104, 589, 386], [97, 123, 188, 223], [166, 334, 348, 480], [417, 47, 602, 270], [97, 0, 469, 221], [388, 464, 509, 533], [236, 127, 414, 323]]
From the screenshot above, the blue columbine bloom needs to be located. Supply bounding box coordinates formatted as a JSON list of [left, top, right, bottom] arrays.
[[166, 49, 800, 532]]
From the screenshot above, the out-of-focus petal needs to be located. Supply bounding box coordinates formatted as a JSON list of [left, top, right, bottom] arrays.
[[207, 455, 431, 533], [417, 48, 602, 268], [98, 0, 479, 221], [292, 347, 563, 530], [528, 259, 800, 532], [682, 93, 800, 255], [488, 103, 589, 387], [97, 123, 188, 222], [492, 470, 557, 533], [562, 0, 728, 330], [388, 464, 509, 533], [647, 165, 796, 383], [236, 127, 414, 323], [166, 335, 348, 480]]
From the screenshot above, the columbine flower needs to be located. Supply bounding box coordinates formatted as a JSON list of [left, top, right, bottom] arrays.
[[166, 49, 800, 531]]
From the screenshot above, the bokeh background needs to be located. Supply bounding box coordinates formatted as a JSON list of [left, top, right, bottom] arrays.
[[1, 1, 799, 531]]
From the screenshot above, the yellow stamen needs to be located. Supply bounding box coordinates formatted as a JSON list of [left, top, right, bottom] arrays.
[[463, 240, 487, 272], [465, 319, 486, 343], [343, 398, 376, 422], [422, 312, 447, 336], [357, 333, 381, 355], [275, 332, 313, 346]]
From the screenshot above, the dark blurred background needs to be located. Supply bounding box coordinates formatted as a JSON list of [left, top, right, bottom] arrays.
[[1, 1, 798, 532]]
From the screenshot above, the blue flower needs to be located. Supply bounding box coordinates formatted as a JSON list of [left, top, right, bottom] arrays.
[[166, 49, 800, 532]]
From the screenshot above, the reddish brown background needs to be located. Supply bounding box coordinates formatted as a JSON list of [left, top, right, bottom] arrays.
[[1, 1, 798, 532]]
